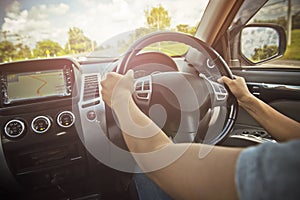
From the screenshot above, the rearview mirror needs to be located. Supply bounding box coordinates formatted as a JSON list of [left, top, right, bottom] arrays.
[[240, 24, 286, 64]]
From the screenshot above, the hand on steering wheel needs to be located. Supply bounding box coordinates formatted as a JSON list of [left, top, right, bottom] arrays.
[[114, 31, 238, 144]]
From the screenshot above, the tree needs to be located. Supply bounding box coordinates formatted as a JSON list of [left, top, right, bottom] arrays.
[[16, 44, 32, 60], [292, 13, 300, 29], [0, 41, 16, 62], [33, 40, 64, 57], [145, 5, 171, 31], [176, 24, 197, 35], [67, 27, 93, 53], [188, 26, 197, 35], [176, 24, 189, 33], [254, 17, 287, 30], [1, 30, 10, 41], [251, 45, 279, 62]]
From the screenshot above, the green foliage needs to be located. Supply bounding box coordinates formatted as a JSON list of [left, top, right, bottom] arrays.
[[67, 27, 94, 53], [176, 24, 197, 35], [0, 27, 95, 62], [144, 42, 189, 56], [254, 17, 287, 29], [33, 40, 64, 57], [176, 24, 189, 33], [292, 15, 300, 29], [16, 44, 32, 60], [0, 41, 16, 62], [145, 5, 171, 30], [251, 45, 279, 62], [283, 29, 300, 60]]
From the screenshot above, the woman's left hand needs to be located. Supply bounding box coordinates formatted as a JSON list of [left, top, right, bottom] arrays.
[[100, 70, 134, 108]]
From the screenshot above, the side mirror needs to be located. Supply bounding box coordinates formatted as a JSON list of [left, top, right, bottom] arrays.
[[240, 24, 286, 65]]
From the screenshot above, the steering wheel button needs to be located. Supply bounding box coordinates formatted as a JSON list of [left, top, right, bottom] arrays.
[[220, 86, 227, 93], [144, 84, 150, 90], [213, 84, 221, 92]]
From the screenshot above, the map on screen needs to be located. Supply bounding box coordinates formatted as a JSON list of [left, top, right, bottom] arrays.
[[6, 69, 67, 103]]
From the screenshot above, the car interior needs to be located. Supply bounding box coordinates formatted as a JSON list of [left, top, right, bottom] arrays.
[[0, 0, 299, 199]]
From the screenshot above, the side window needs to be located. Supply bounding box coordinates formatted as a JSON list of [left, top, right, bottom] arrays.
[[245, 0, 300, 68]]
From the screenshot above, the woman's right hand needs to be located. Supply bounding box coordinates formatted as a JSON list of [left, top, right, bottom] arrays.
[[218, 75, 254, 105]]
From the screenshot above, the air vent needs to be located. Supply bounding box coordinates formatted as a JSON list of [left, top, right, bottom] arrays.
[[83, 74, 100, 101]]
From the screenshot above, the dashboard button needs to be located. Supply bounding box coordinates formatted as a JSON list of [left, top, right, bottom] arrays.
[[87, 110, 96, 121], [31, 116, 51, 134], [4, 119, 26, 139], [57, 111, 75, 128]]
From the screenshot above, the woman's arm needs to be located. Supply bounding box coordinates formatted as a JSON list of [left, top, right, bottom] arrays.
[[101, 71, 242, 200], [220, 76, 300, 142]]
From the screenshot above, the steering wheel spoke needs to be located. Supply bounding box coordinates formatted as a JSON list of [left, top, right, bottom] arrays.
[[134, 75, 152, 101]]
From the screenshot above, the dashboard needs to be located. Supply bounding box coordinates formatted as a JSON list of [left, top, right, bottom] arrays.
[[0, 55, 274, 199], [0, 59, 77, 139], [0, 55, 207, 198], [0, 58, 112, 199]]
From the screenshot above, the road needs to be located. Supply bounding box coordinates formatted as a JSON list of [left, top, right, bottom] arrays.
[[30, 75, 48, 96]]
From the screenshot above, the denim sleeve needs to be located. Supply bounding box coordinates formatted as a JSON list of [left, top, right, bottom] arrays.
[[236, 139, 300, 200]]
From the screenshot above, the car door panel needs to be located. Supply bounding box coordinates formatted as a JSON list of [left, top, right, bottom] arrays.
[[231, 69, 300, 137]]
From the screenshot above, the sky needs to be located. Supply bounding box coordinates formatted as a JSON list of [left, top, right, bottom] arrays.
[[0, 0, 209, 48], [1, 0, 300, 49]]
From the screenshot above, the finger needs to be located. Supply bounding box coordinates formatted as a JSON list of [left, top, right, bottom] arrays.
[[218, 76, 231, 84], [125, 69, 134, 79], [106, 72, 118, 79], [236, 76, 245, 82], [100, 79, 107, 89], [233, 75, 241, 79], [101, 72, 116, 86], [100, 73, 109, 87], [102, 72, 112, 81]]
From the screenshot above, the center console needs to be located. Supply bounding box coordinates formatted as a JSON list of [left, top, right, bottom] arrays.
[[0, 58, 91, 198]]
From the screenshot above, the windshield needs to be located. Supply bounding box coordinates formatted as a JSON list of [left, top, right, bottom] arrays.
[[0, 0, 209, 62]]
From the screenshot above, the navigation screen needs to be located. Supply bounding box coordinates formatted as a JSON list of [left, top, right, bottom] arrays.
[[5, 69, 68, 104]]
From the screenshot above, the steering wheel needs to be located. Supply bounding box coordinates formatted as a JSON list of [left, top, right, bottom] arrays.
[[74, 31, 238, 173], [116, 31, 238, 144]]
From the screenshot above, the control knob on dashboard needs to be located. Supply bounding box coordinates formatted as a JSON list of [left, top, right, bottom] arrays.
[[4, 119, 26, 139], [57, 111, 75, 128], [31, 116, 51, 134]]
